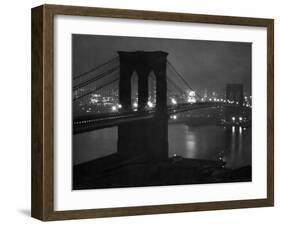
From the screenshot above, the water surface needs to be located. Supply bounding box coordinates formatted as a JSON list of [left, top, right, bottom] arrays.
[[73, 124, 251, 169]]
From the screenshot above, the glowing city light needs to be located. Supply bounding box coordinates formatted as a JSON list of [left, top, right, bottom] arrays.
[[188, 91, 196, 103], [239, 117, 243, 121], [171, 115, 177, 120], [232, 117, 236, 121], [239, 126, 242, 134], [147, 101, 153, 108], [171, 98, 177, 105], [117, 104, 122, 109], [90, 98, 98, 104], [112, 106, 117, 111], [189, 91, 195, 97], [133, 102, 138, 108]]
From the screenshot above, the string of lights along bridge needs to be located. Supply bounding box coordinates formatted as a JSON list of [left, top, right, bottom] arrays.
[[72, 52, 252, 133]]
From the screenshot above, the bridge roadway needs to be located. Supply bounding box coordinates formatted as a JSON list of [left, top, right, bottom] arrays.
[[73, 102, 247, 134]]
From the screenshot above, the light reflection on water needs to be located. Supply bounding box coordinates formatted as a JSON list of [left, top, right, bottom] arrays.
[[168, 124, 251, 169]]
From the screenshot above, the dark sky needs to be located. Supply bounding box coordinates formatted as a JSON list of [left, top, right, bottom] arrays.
[[72, 34, 252, 96]]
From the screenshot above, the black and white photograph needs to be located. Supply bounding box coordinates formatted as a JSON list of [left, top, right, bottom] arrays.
[[72, 34, 252, 190]]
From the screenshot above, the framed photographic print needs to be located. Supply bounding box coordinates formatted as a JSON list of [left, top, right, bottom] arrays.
[[31, 4, 274, 221]]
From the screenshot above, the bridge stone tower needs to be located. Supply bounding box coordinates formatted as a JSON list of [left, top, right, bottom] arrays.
[[118, 51, 169, 162]]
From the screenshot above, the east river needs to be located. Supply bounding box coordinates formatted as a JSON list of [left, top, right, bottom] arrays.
[[73, 123, 251, 169]]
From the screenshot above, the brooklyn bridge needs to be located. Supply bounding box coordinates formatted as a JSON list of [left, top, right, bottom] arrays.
[[72, 51, 252, 189]]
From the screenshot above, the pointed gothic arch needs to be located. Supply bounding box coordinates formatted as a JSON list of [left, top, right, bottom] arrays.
[[148, 71, 157, 106], [131, 71, 138, 109]]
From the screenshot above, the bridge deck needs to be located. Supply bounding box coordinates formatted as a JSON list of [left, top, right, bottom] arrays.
[[73, 102, 250, 134]]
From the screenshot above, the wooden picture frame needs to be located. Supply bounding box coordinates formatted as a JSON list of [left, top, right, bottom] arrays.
[[31, 4, 274, 221]]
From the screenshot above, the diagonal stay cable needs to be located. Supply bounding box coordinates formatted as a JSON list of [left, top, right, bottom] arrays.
[[73, 66, 119, 90], [73, 77, 119, 102], [167, 76, 185, 94], [167, 60, 202, 98], [73, 56, 118, 80]]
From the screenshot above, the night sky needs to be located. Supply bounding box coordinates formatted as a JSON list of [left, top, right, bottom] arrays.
[[72, 34, 252, 96]]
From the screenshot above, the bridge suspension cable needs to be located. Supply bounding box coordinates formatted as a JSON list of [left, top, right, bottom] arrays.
[[73, 77, 119, 102], [72, 55, 202, 104], [167, 60, 202, 98], [167, 77, 186, 94], [73, 66, 119, 91], [73, 56, 119, 81]]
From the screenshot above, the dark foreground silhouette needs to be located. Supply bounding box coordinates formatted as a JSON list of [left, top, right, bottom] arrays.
[[73, 154, 251, 190]]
